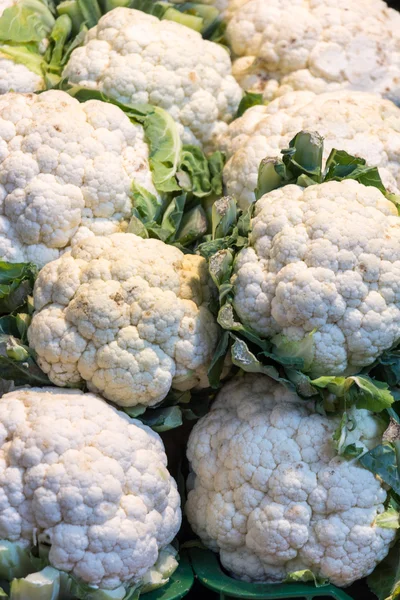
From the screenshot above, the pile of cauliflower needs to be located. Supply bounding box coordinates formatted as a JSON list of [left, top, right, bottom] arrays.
[[0, 0, 399, 598]]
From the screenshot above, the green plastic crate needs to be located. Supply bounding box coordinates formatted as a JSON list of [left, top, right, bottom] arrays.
[[0, 550, 194, 600], [189, 548, 353, 600]]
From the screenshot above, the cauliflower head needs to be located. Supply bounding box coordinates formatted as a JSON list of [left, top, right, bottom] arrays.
[[28, 232, 219, 407], [0, 386, 181, 589], [0, 90, 156, 268], [219, 90, 400, 209], [186, 374, 394, 586], [62, 7, 242, 150], [232, 179, 400, 376], [227, 0, 400, 103]]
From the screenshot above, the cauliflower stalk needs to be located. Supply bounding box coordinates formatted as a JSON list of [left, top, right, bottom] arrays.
[[0, 386, 181, 594], [27, 232, 219, 408], [186, 374, 395, 586], [198, 132, 400, 409], [62, 7, 243, 150], [219, 90, 400, 210], [226, 0, 400, 104]]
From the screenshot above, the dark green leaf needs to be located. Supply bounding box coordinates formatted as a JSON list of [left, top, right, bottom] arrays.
[[235, 91, 264, 119], [137, 405, 183, 432], [360, 442, 400, 495], [208, 151, 225, 196], [207, 329, 230, 388]]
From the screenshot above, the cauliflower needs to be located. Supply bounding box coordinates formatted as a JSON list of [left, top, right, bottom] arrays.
[[27, 232, 219, 407], [226, 0, 400, 103], [0, 90, 157, 268], [0, 386, 181, 590], [186, 374, 395, 586], [232, 178, 400, 376], [62, 7, 242, 150], [219, 90, 400, 209], [0, 0, 56, 93]]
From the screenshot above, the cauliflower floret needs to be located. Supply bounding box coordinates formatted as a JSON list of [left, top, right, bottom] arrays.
[[232, 179, 400, 375], [186, 374, 395, 587], [219, 90, 400, 209], [227, 0, 400, 103], [62, 7, 242, 150], [0, 58, 44, 94], [0, 386, 181, 589], [27, 232, 219, 407], [0, 90, 157, 267]]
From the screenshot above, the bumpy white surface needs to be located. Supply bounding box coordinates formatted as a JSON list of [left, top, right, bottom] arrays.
[[186, 375, 395, 586], [28, 232, 219, 407], [233, 179, 400, 375], [219, 91, 400, 209], [0, 58, 44, 94], [0, 387, 181, 589], [0, 91, 156, 267], [227, 0, 400, 103], [62, 7, 242, 150]]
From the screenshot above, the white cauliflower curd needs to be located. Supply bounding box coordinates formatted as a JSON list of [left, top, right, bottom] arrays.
[[219, 90, 400, 209], [0, 90, 156, 268], [62, 7, 242, 150], [27, 232, 219, 407], [0, 386, 181, 589], [186, 374, 395, 586], [227, 0, 400, 103], [232, 179, 400, 376]]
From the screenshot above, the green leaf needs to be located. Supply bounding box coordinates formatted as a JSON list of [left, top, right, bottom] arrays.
[[0, 541, 33, 581], [10, 566, 61, 600], [230, 337, 291, 389], [207, 329, 230, 388], [375, 506, 400, 529], [48, 14, 72, 72], [57, 0, 84, 36], [360, 441, 400, 495], [235, 91, 264, 119], [131, 181, 163, 223], [0, 262, 37, 315], [176, 145, 212, 198], [368, 540, 400, 600], [271, 330, 315, 372], [282, 130, 324, 180], [76, 0, 101, 28], [254, 158, 283, 200], [0, 334, 51, 387], [137, 405, 183, 432], [285, 569, 329, 587], [311, 375, 394, 413], [162, 6, 203, 32], [0, 0, 55, 43], [324, 148, 386, 193], [208, 151, 225, 196], [175, 204, 207, 246], [143, 107, 182, 192], [346, 376, 394, 412], [0, 587, 7, 597], [211, 196, 238, 240]]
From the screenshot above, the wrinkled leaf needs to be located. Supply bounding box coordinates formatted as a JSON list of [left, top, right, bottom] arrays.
[[207, 329, 230, 388], [375, 506, 400, 529]]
